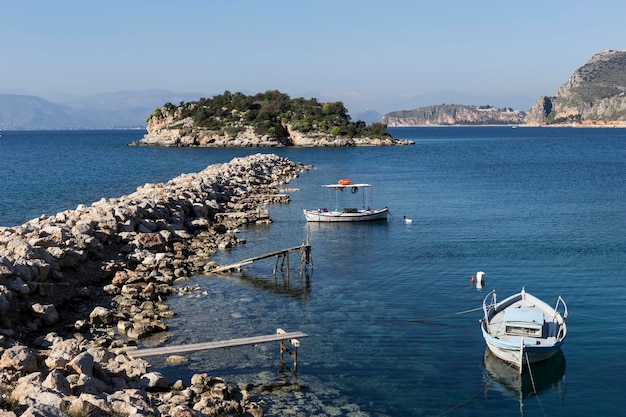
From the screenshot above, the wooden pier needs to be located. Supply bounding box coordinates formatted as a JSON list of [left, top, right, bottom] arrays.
[[207, 244, 311, 275], [126, 329, 307, 371], [207, 225, 312, 278]]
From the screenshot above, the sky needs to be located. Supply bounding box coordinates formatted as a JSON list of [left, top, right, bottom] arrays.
[[2, 0, 625, 113]]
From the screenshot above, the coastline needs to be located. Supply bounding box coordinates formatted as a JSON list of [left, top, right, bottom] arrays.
[[0, 153, 306, 416], [387, 122, 626, 128]]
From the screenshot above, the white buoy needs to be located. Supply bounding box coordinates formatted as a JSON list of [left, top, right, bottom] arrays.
[[476, 271, 485, 288], [404, 216, 412, 224]]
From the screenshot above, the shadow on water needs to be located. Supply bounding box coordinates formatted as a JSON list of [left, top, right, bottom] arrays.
[[482, 348, 567, 401], [223, 271, 313, 300]]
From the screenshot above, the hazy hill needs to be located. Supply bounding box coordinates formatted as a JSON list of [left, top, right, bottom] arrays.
[[351, 109, 383, 124], [378, 92, 535, 115], [382, 104, 526, 126], [0, 95, 80, 129], [0, 90, 203, 129], [525, 50, 626, 126]]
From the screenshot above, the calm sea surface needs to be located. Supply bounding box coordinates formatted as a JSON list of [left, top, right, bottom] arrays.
[[1, 127, 626, 416]]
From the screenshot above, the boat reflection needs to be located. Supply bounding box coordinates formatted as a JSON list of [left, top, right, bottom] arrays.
[[236, 271, 312, 300], [482, 347, 566, 401]]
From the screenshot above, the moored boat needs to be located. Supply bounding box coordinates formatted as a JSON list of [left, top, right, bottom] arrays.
[[303, 179, 389, 222], [480, 288, 567, 373]]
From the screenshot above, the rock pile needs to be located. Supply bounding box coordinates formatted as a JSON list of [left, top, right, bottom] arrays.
[[0, 153, 306, 416]]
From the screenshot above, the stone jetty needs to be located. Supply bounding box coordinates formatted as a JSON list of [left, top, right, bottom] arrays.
[[0, 153, 306, 416]]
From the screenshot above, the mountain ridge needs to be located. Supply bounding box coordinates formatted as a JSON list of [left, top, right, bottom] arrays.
[[525, 50, 626, 126], [382, 104, 526, 126], [0, 90, 204, 129], [0, 90, 533, 130]]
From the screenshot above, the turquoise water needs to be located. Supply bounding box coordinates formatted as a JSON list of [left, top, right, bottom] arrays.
[[2, 128, 626, 415]]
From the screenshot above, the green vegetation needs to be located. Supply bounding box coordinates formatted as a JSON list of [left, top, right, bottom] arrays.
[[570, 52, 626, 102], [147, 90, 390, 139], [0, 387, 17, 411], [545, 112, 582, 124]]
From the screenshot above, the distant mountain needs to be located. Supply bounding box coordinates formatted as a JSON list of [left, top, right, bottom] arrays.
[[382, 104, 526, 126], [54, 89, 202, 111], [351, 109, 383, 124], [379, 91, 536, 115], [0, 90, 205, 129], [338, 91, 534, 125], [0, 94, 80, 129], [525, 50, 626, 126]]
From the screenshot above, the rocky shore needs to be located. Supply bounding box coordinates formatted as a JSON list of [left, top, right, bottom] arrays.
[[0, 153, 306, 416], [134, 114, 414, 148]]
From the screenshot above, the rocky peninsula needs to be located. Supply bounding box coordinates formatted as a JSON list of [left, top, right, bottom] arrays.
[[525, 50, 626, 126], [0, 153, 306, 416], [382, 104, 526, 126]]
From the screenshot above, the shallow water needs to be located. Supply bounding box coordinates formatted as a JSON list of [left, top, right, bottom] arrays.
[[2, 127, 626, 416]]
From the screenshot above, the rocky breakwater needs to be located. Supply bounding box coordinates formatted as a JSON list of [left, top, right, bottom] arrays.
[[0, 153, 306, 416]]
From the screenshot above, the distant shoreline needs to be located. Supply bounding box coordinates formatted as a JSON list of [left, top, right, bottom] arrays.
[[387, 123, 626, 128]]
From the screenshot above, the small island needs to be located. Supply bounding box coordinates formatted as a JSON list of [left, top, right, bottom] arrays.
[[132, 90, 414, 147]]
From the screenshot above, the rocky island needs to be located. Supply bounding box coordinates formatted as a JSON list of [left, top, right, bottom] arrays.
[[132, 90, 413, 147], [0, 154, 309, 416]]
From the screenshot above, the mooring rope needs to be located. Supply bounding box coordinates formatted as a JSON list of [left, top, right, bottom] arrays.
[[407, 306, 483, 322], [525, 351, 548, 417], [434, 381, 492, 416]]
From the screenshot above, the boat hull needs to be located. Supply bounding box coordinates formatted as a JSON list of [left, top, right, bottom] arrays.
[[303, 207, 389, 222], [482, 330, 564, 368]]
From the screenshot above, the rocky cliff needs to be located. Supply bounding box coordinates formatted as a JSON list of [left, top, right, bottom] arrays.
[[136, 113, 412, 147], [382, 105, 526, 126], [525, 50, 626, 126]]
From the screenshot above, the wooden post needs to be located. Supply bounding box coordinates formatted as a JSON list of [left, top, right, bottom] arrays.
[[277, 328, 300, 373], [273, 255, 279, 275], [125, 330, 307, 358]]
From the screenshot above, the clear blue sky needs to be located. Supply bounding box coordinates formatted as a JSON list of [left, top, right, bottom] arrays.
[[2, 0, 624, 112]]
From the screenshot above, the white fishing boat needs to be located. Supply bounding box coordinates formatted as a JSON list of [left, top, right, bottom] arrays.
[[480, 288, 567, 373], [303, 179, 389, 222]]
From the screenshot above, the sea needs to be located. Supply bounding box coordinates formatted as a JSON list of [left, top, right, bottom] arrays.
[[1, 127, 625, 416]]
